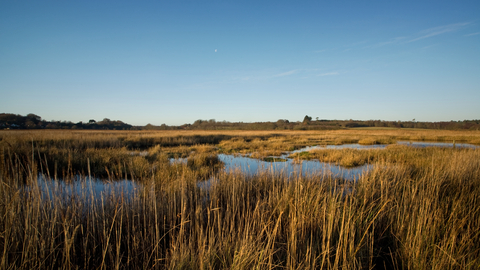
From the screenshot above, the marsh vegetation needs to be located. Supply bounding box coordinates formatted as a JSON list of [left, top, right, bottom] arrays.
[[1, 129, 480, 269]]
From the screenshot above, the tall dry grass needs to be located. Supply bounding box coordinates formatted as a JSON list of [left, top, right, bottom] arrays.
[[1, 129, 480, 269], [1, 137, 480, 269]]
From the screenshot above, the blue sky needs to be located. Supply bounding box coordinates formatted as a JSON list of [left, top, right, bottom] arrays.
[[1, 0, 479, 125]]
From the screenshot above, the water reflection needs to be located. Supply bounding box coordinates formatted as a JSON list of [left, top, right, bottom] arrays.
[[397, 141, 478, 149], [33, 175, 139, 204], [31, 141, 477, 200], [290, 141, 478, 153], [210, 140, 478, 184], [293, 144, 387, 152], [218, 154, 371, 181]]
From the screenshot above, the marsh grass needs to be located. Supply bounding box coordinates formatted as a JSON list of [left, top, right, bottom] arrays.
[[186, 152, 224, 180], [1, 130, 480, 269], [358, 136, 396, 145], [0, 153, 478, 269], [290, 144, 480, 169]]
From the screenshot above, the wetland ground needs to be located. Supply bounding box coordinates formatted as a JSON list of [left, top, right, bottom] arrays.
[[1, 128, 480, 269]]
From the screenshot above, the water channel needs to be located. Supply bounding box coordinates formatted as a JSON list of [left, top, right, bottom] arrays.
[[33, 141, 478, 200]]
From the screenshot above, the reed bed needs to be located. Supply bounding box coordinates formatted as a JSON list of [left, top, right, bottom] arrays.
[[1, 130, 480, 269], [2, 129, 479, 149], [289, 144, 478, 168]]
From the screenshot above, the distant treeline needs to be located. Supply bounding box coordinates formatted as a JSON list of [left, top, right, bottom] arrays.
[[2, 113, 480, 131], [145, 116, 480, 131], [0, 113, 132, 130]]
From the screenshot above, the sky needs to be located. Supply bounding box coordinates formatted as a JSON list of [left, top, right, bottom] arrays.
[[1, 0, 479, 126]]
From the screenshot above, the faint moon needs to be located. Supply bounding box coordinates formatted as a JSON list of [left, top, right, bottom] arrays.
[[215, 49, 217, 52]]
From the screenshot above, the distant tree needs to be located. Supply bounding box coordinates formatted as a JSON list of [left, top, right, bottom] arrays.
[[101, 118, 111, 124], [88, 119, 96, 124], [193, 120, 204, 126], [144, 124, 155, 130], [303, 115, 312, 125], [26, 113, 41, 121]]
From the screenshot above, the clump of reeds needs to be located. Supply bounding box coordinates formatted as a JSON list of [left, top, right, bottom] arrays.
[[187, 152, 223, 179], [334, 137, 359, 145], [358, 136, 395, 145], [289, 148, 376, 167]]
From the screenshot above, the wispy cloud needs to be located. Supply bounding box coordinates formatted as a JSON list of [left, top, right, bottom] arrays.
[[465, 32, 480, 37], [317, 72, 339, 77], [368, 22, 471, 49], [370, 36, 406, 48], [407, 22, 470, 43], [273, 70, 298, 77]]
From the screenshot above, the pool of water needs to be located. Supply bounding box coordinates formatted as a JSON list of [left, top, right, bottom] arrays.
[[213, 140, 478, 182], [31, 140, 478, 200], [396, 141, 478, 148], [32, 151, 371, 201], [284, 141, 478, 155], [31, 175, 140, 204], [300, 144, 388, 151], [218, 154, 370, 180]]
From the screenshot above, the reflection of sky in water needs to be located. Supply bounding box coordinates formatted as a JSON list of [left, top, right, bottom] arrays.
[[34, 175, 139, 204], [293, 144, 387, 152], [396, 141, 478, 149], [31, 141, 478, 200], [291, 141, 478, 152], [218, 154, 371, 181], [215, 141, 478, 183]]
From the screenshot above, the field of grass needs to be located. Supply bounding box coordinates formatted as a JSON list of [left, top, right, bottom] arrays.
[[1, 129, 480, 269]]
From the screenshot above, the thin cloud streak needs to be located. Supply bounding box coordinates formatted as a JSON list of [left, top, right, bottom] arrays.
[[368, 22, 471, 49], [406, 22, 470, 43], [273, 70, 298, 77], [317, 72, 339, 77], [369, 37, 406, 48], [465, 32, 480, 37]]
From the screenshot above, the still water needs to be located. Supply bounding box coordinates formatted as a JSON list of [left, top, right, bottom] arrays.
[[396, 141, 478, 148], [33, 141, 478, 199], [289, 141, 478, 152], [218, 154, 370, 180], [33, 175, 139, 204]]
